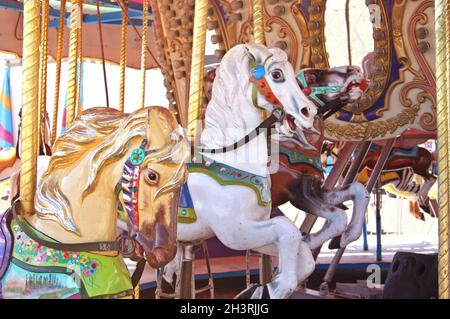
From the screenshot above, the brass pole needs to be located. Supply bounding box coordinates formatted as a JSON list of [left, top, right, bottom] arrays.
[[66, 0, 81, 128], [252, 0, 265, 44], [51, 0, 66, 143], [187, 0, 208, 143], [119, 0, 128, 112], [140, 0, 149, 109], [436, 0, 450, 299], [20, 0, 41, 214], [76, 3, 83, 116], [39, 0, 50, 142]]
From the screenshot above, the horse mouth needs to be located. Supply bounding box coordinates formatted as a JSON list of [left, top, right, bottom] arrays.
[[286, 114, 297, 131]]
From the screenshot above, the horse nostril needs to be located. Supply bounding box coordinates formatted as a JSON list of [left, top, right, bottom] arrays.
[[301, 107, 309, 117]]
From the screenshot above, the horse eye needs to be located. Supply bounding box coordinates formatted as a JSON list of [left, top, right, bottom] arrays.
[[271, 70, 284, 82], [145, 170, 159, 184]]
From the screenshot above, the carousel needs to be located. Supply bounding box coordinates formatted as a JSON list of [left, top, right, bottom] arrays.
[[0, 0, 448, 299]]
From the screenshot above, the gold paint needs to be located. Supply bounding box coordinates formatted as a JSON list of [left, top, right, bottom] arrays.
[[33, 107, 188, 241], [392, 0, 408, 65], [20, 0, 41, 214], [252, 0, 265, 44], [51, 0, 66, 143], [325, 106, 419, 141], [291, 3, 311, 68], [140, 0, 149, 109], [76, 3, 83, 116], [39, 0, 50, 153], [119, 0, 128, 113], [308, 0, 328, 68], [187, 0, 208, 143], [66, 0, 82, 128], [436, 0, 450, 299]]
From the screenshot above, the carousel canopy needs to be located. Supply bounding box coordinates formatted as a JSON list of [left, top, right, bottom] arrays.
[[0, 0, 159, 69]]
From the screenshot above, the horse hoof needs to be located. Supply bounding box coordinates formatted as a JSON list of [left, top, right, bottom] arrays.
[[328, 235, 341, 250]]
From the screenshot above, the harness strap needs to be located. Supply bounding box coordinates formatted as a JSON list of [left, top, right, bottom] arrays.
[[11, 199, 125, 253], [193, 108, 284, 155]]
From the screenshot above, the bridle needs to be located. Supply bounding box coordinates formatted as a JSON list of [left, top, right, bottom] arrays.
[[194, 54, 287, 155]]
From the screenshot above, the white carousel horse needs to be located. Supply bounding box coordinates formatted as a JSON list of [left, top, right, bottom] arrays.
[[165, 43, 319, 299]]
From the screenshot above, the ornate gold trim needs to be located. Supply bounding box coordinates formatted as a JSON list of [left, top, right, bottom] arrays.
[[436, 0, 450, 299]]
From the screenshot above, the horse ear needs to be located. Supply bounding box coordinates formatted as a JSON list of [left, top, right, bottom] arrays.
[[244, 45, 257, 64]]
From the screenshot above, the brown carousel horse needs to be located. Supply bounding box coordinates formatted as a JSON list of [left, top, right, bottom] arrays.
[[323, 141, 437, 220], [270, 66, 371, 250]]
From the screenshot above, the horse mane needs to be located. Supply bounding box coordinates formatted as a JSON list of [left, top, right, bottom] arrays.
[[201, 44, 288, 148], [35, 107, 153, 234]]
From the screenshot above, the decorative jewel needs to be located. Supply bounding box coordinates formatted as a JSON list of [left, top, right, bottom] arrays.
[[181, 209, 187, 216], [252, 64, 266, 80], [130, 147, 146, 166]]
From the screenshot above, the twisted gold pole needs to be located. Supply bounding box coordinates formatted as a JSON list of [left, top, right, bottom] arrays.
[[66, 0, 81, 128], [20, 0, 41, 214], [51, 0, 66, 143], [436, 0, 450, 299], [187, 0, 208, 143], [76, 3, 83, 116], [252, 0, 265, 44], [38, 0, 50, 152], [140, 0, 149, 109], [119, 0, 128, 112]]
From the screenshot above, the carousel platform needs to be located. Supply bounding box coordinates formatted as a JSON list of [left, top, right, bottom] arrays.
[[127, 233, 438, 293]]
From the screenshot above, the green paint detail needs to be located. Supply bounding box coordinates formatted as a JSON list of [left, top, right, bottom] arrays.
[[187, 158, 271, 207], [275, 147, 323, 173], [8, 220, 133, 298], [177, 208, 197, 224]]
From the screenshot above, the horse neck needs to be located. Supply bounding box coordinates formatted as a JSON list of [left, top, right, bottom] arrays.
[[201, 89, 269, 176]]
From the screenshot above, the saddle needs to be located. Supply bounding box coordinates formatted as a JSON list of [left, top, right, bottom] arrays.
[[0, 207, 13, 281]]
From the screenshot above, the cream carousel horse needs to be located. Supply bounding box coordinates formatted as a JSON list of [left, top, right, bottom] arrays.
[[0, 106, 188, 298], [165, 44, 318, 299]]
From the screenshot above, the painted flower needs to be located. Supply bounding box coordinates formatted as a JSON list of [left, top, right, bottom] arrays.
[[63, 251, 71, 259], [82, 270, 89, 277], [72, 252, 80, 259], [25, 256, 30, 262], [34, 256, 42, 263], [90, 261, 98, 269], [89, 268, 96, 275], [16, 233, 22, 240], [53, 257, 59, 263], [80, 256, 89, 264]]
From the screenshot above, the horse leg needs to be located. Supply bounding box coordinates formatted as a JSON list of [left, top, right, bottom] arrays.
[[288, 177, 348, 250], [417, 173, 437, 209], [320, 182, 370, 248], [212, 216, 312, 299], [290, 176, 347, 250]]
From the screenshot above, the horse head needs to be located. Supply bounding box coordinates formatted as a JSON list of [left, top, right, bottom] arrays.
[[126, 108, 189, 268], [296, 66, 368, 118], [34, 107, 188, 269], [242, 44, 317, 134]]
